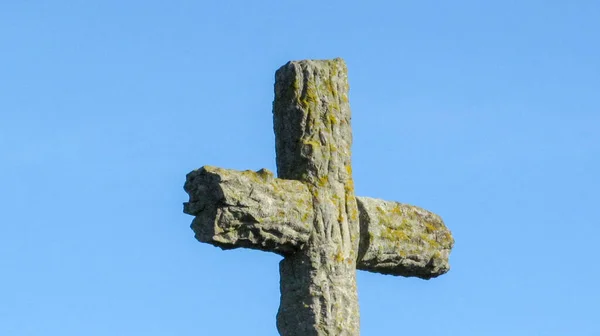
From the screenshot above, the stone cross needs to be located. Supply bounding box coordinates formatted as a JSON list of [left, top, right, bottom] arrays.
[[183, 58, 454, 336]]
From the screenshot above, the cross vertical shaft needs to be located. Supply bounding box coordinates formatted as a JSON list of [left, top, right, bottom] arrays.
[[274, 59, 360, 335]]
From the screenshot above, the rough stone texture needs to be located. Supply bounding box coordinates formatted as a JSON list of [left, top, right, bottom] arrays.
[[273, 59, 360, 336], [184, 166, 313, 255], [183, 58, 454, 336], [356, 197, 453, 279], [183, 167, 453, 276]]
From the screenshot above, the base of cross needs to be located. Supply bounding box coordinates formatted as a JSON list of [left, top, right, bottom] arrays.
[[184, 58, 454, 336]]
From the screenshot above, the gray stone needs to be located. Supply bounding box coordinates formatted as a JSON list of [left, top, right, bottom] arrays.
[[183, 58, 454, 336]]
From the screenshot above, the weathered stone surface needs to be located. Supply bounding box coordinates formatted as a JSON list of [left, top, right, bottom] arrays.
[[184, 166, 312, 255], [273, 58, 360, 336], [183, 167, 453, 279], [356, 197, 453, 279], [183, 58, 454, 336]]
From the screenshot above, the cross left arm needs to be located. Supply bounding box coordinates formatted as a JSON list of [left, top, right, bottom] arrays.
[[184, 166, 313, 255]]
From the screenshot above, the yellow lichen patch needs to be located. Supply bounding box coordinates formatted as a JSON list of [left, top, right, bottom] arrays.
[[241, 169, 266, 183], [345, 165, 352, 176], [390, 204, 403, 216], [400, 218, 410, 228], [327, 113, 338, 125], [326, 78, 335, 96], [349, 206, 358, 221], [271, 182, 282, 193], [302, 139, 322, 148], [419, 233, 440, 248], [381, 226, 410, 242], [334, 250, 345, 263], [330, 100, 341, 113], [344, 180, 354, 194], [329, 61, 339, 77], [424, 222, 437, 234], [300, 85, 318, 110], [317, 175, 329, 187], [337, 206, 344, 223]]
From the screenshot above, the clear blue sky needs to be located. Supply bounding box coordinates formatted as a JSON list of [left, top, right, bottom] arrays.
[[2, 1, 599, 335]]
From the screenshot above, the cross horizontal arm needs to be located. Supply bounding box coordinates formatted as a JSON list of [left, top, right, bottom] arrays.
[[184, 166, 453, 279], [183, 166, 313, 255], [356, 197, 453, 279]]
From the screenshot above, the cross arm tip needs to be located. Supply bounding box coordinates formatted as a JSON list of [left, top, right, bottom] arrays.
[[183, 166, 313, 255], [356, 197, 454, 279]]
